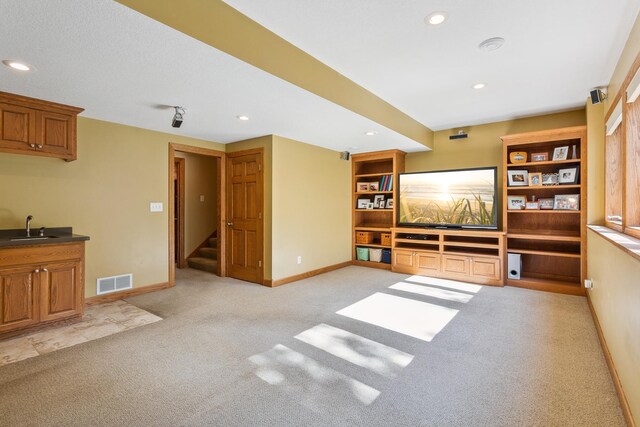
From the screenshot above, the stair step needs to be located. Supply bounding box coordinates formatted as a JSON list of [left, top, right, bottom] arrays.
[[209, 237, 217, 247], [188, 257, 218, 274], [199, 247, 217, 259]]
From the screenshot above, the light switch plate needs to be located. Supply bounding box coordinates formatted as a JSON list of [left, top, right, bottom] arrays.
[[150, 202, 163, 212]]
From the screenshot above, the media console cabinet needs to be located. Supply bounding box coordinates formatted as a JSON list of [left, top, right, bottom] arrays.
[[391, 227, 506, 286]]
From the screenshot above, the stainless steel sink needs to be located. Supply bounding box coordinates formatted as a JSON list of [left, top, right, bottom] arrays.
[[9, 236, 60, 241]]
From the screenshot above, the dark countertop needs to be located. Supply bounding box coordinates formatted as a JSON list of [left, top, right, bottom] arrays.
[[0, 227, 90, 248]]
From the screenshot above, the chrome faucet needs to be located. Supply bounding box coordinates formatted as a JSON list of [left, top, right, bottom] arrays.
[[26, 215, 33, 237]]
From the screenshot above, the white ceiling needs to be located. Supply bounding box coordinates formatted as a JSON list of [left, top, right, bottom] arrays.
[[225, 0, 640, 130], [0, 1, 427, 154]]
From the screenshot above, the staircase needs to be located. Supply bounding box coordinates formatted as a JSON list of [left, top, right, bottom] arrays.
[[187, 236, 218, 274]]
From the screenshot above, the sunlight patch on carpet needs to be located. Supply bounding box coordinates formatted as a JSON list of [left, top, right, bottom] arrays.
[[249, 344, 380, 408], [404, 275, 482, 293], [389, 282, 474, 303], [336, 293, 458, 342], [294, 323, 413, 378]]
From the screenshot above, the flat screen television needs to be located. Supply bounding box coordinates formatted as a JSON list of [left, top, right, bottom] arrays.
[[397, 167, 497, 229]]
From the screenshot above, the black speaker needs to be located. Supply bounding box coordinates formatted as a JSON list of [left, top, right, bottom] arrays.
[[340, 151, 350, 161], [590, 89, 605, 104]]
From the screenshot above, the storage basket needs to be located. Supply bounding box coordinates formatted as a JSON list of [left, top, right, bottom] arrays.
[[355, 231, 374, 244], [369, 248, 383, 262], [356, 247, 370, 261], [381, 249, 391, 264], [381, 233, 391, 246]]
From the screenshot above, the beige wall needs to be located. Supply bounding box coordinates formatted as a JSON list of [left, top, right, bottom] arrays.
[[586, 12, 640, 424], [271, 136, 351, 280], [226, 135, 273, 280], [0, 117, 224, 297], [406, 110, 586, 228], [175, 152, 218, 258]]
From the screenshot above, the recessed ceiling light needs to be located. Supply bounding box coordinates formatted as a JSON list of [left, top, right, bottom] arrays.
[[365, 131, 378, 136], [478, 37, 505, 52], [236, 115, 249, 121], [473, 83, 486, 89], [425, 11, 448, 26], [2, 60, 32, 71]]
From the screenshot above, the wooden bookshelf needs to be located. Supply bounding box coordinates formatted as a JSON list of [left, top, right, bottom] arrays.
[[501, 126, 587, 296], [352, 150, 405, 269]]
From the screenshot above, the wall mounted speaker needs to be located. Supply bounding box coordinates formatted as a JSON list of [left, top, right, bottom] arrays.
[[507, 253, 521, 280], [590, 88, 607, 104], [340, 151, 350, 161]]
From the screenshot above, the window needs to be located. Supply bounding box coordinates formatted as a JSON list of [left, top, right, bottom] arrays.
[[605, 102, 623, 229], [625, 73, 640, 238]]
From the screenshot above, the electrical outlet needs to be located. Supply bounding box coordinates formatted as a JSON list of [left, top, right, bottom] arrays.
[[297, 256, 302, 265], [150, 202, 163, 212], [584, 279, 593, 289], [200, 195, 205, 202]]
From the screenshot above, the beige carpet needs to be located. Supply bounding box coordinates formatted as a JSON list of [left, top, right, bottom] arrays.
[[0, 266, 625, 426]]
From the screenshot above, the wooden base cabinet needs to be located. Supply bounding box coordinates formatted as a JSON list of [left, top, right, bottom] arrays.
[[0, 243, 85, 336]]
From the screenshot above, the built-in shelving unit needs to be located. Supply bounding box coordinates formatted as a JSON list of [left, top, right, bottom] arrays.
[[352, 150, 405, 269], [501, 126, 587, 296]]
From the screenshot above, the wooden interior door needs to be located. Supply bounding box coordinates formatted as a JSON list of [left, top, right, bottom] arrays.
[[225, 150, 263, 284], [173, 158, 185, 268]]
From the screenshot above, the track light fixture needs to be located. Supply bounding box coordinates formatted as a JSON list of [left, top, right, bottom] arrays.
[[172, 106, 185, 128]]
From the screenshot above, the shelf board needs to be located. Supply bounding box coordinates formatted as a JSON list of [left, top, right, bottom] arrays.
[[354, 225, 391, 231], [355, 209, 393, 212], [352, 260, 391, 270], [394, 238, 439, 245], [507, 276, 584, 296], [506, 158, 581, 168], [355, 173, 392, 178], [507, 210, 580, 214], [354, 191, 393, 195], [507, 232, 581, 242], [443, 242, 499, 249], [442, 250, 500, 258], [506, 185, 581, 190], [354, 243, 391, 248], [506, 248, 580, 258]]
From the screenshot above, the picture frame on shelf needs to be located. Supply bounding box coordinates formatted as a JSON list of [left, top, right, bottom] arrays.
[[552, 146, 569, 161], [507, 195, 526, 210], [554, 194, 580, 210], [356, 182, 369, 192], [558, 167, 579, 184], [509, 151, 527, 164], [528, 172, 542, 187], [542, 173, 559, 186], [369, 182, 379, 191], [507, 170, 529, 186], [525, 201, 540, 210], [373, 195, 385, 208], [539, 198, 554, 210], [366, 202, 374, 210], [386, 198, 394, 209], [531, 152, 548, 162], [357, 199, 369, 209]]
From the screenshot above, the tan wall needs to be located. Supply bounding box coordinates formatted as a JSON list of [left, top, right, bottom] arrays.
[[405, 110, 586, 228], [586, 13, 640, 424], [175, 152, 217, 258], [271, 136, 351, 280], [226, 135, 273, 280], [0, 117, 224, 297]]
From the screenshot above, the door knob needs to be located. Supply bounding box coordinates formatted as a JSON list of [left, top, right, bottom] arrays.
[[227, 221, 233, 226]]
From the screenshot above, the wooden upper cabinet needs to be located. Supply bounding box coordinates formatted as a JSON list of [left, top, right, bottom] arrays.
[[0, 91, 83, 161]]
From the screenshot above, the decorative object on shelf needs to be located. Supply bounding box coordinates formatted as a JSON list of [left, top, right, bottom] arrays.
[[356, 231, 374, 244], [525, 201, 540, 210], [571, 145, 577, 159], [542, 173, 559, 185], [369, 248, 383, 262], [356, 247, 369, 261], [386, 199, 394, 209], [381, 233, 391, 246], [373, 195, 385, 208], [509, 151, 528, 164], [558, 167, 579, 184], [369, 182, 379, 191], [539, 198, 554, 210], [366, 202, 374, 209], [531, 152, 548, 162], [357, 182, 369, 192], [357, 199, 369, 209], [507, 170, 529, 186], [554, 194, 580, 210], [507, 195, 526, 210], [528, 172, 542, 187], [552, 146, 569, 161]]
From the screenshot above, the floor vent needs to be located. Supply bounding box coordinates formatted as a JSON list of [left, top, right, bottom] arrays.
[[97, 274, 133, 295]]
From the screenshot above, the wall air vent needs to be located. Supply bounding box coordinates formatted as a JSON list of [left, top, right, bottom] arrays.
[[97, 273, 132, 295]]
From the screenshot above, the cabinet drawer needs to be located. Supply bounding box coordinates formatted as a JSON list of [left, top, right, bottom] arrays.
[[416, 252, 440, 272], [442, 255, 470, 275], [0, 243, 84, 268], [471, 257, 501, 281]]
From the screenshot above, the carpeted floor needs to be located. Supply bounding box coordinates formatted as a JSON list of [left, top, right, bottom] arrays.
[[0, 266, 625, 426]]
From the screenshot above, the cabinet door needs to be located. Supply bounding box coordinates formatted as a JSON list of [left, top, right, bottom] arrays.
[[0, 266, 39, 333], [39, 261, 83, 322], [471, 257, 501, 281], [394, 249, 415, 268], [36, 110, 75, 159], [416, 252, 440, 273], [0, 103, 36, 151], [442, 255, 470, 275]]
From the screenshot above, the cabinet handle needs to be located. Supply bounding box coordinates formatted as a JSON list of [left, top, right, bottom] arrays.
[[29, 143, 35, 148], [34, 269, 40, 273], [42, 268, 48, 272], [37, 144, 43, 149]]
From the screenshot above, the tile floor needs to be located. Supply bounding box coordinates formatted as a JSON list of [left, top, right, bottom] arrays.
[[0, 300, 161, 366]]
